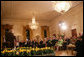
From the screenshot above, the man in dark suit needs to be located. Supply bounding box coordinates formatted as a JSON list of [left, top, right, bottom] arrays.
[[5, 30, 16, 48], [46, 39, 52, 47], [35, 41, 38, 47], [65, 37, 70, 45], [26, 40, 31, 47], [75, 37, 83, 56], [39, 40, 43, 48], [31, 40, 34, 48], [46, 39, 50, 47], [51, 38, 57, 47]]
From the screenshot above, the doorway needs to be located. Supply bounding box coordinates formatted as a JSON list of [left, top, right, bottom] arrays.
[[71, 29, 77, 37]]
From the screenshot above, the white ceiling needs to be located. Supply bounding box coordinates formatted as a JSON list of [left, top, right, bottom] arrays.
[[1, 1, 82, 21]]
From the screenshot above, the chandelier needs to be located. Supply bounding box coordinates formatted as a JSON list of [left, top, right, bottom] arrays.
[[52, 1, 72, 14], [29, 16, 39, 30]]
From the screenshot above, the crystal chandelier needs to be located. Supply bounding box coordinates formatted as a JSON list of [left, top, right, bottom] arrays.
[[29, 16, 39, 30], [52, 1, 72, 14]]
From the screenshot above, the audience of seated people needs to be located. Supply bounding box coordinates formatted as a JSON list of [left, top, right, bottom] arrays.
[[2, 33, 83, 56], [75, 33, 83, 56], [19, 37, 58, 48]]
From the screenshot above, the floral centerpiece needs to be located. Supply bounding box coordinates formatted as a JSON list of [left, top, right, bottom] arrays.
[[1, 47, 54, 56]]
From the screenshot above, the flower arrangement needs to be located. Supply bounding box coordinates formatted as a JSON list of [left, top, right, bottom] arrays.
[[1, 47, 54, 56]]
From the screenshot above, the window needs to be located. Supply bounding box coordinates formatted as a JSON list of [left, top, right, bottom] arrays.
[[44, 30, 47, 38], [26, 29, 30, 40], [41, 26, 50, 38]]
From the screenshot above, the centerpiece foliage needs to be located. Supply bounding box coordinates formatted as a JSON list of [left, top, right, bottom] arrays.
[[1, 47, 54, 56]]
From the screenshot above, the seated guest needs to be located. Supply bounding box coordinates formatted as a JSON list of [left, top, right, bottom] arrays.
[[24, 39, 28, 47], [19, 42, 22, 47], [41, 40, 45, 48], [27, 40, 31, 47], [43, 38, 46, 47], [71, 35, 77, 44], [75, 37, 83, 56], [40, 40, 43, 44], [23, 42, 25, 47], [51, 36, 58, 47], [20, 41, 25, 47], [62, 37, 67, 50], [46, 38, 51, 47], [35, 40, 38, 47], [19, 41, 25, 47], [15, 39, 19, 48], [65, 37, 70, 45], [42, 43, 46, 48], [30, 40, 32, 47], [43, 38, 46, 43], [55, 36, 64, 51], [53, 34, 56, 38], [15, 36, 20, 48], [48, 39, 52, 47], [39, 40, 43, 48], [31, 40, 35, 48], [79, 32, 83, 38], [33, 39, 38, 48], [37, 40, 41, 48]]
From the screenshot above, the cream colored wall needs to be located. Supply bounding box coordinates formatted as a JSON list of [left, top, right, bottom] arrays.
[[49, 3, 83, 37], [1, 3, 83, 41], [1, 19, 50, 42]]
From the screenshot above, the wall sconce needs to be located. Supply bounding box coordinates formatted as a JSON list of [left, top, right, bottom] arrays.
[[71, 24, 77, 29], [59, 21, 67, 30]]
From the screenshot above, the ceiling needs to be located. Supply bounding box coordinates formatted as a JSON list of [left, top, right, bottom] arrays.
[[1, 1, 82, 21]]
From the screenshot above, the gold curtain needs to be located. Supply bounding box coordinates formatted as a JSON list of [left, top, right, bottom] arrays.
[[1, 24, 13, 48], [1, 25, 4, 48]]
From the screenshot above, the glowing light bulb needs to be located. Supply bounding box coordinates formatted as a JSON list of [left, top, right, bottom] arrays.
[[32, 17, 36, 24], [61, 25, 67, 30], [53, 1, 72, 13]]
